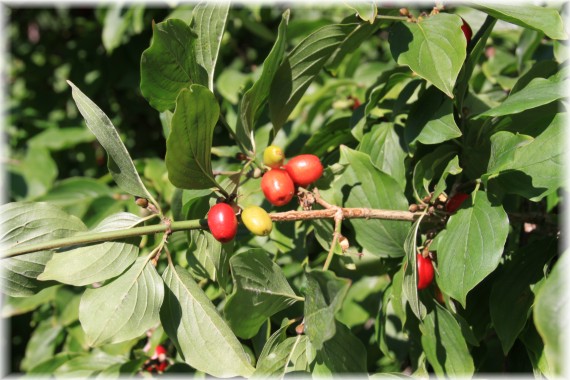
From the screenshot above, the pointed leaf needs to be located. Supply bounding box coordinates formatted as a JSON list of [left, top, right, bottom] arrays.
[[359, 122, 407, 190], [534, 249, 569, 376], [161, 264, 254, 378], [420, 303, 475, 377], [237, 10, 289, 153], [253, 335, 310, 378], [38, 213, 143, 286], [165, 85, 222, 191], [390, 13, 466, 98], [412, 145, 458, 202], [224, 250, 301, 339], [140, 19, 206, 112], [310, 321, 367, 375], [402, 214, 428, 320], [67, 81, 153, 200], [335, 146, 409, 257], [269, 23, 355, 131], [490, 238, 557, 354], [0, 202, 86, 296], [471, 3, 567, 40], [192, 1, 230, 91], [484, 113, 564, 201], [405, 86, 462, 151], [477, 73, 567, 118], [304, 270, 351, 349], [345, 1, 377, 23], [79, 257, 164, 346], [437, 192, 509, 307]]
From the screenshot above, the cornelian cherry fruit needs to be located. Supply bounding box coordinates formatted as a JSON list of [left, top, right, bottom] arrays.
[[207, 203, 238, 243], [261, 169, 295, 206], [417, 254, 434, 290], [263, 145, 285, 169], [461, 18, 472, 45], [446, 192, 469, 213], [241, 206, 273, 236], [284, 154, 323, 188]]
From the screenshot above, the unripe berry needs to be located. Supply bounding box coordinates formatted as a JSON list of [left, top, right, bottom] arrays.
[[284, 154, 323, 188], [263, 145, 285, 169], [207, 203, 238, 243], [261, 169, 295, 206], [417, 254, 434, 290], [241, 206, 273, 236]]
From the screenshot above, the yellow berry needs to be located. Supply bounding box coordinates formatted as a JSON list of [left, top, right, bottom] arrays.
[[241, 206, 273, 236]]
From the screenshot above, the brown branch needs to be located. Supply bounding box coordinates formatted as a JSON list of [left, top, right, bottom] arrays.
[[270, 208, 421, 222]]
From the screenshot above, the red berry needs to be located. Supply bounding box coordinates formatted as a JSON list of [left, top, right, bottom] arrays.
[[446, 192, 469, 213], [261, 169, 295, 206], [417, 254, 434, 290], [207, 203, 238, 243], [155, 345, 167, 356], [284, 154, 323, 188], [461, 17, 472, 46]]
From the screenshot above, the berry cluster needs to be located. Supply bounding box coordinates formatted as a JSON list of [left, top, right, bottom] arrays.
[[206, 146, 323, 243]]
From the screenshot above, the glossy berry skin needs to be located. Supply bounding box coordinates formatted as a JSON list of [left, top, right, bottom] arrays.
[[446, 192, 470, 213], [241, 206, 273, 236], [207, 203, 238, 243], [417, 254, 434, 290], [263, 145, 285, 169], [284, 154, 323, 188], [155, 345, 167, 356], [461, 18, 473, 45], [261, 169, 295, 206]]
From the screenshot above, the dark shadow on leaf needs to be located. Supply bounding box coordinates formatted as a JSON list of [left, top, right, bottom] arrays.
[[160, 282, 185, 361], [340, 183, 360, 206], [389, 22, 414, 62]]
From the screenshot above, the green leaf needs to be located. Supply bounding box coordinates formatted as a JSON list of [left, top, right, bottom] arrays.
[[303, 115, 356, 158], [237, 10, 290, 153], [420, 303, 475, 377], [405, 86, 462, 151], [534, 249, 569, 376], [38, 213, 143, 286], [140, 19, 206, 112], [253, 335, 311, 378], [490, 238, 557, 354], [224, 250, 301, 339], [432, 155, 462, 200], [0, 202, 86, 296], [79, 257, 164, 346], [1, 251, 56, 297], [471, 3, 567, 40], [390, 13, 466, 98], [484, 113, 564, 201], [476, 74, 567, 118], [21, 318, 64, 371], [402, 214, 428, 320], [454, 16, 497, 110], [326, 20, 381, 74], [28, 127, 95, 151], [309, 321, 368, 374], [303, 270, 351, 349], [67, 81, 154, 200], [35, 178, 113, 220], [192, 1, 230, 91], [1, 286, 59, 317], [0, 202, 87, 250], [161, 264, 254, 377], [335, 146, 409, 257], [53, 352, 124, 377], [27, 352, 83, 374], [437, 192, 509, 307], [269, 23, 355, 132], [165, 85, 222, 192], [345, 1, 377, 23], [359, 122, 407, 190], [412, 145, 458, 202]]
